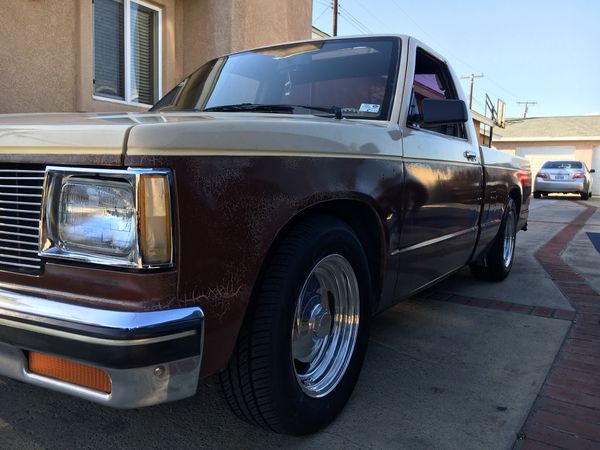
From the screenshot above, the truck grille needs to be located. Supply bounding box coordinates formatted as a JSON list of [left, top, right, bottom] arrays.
[[0, 168, 45, 273]]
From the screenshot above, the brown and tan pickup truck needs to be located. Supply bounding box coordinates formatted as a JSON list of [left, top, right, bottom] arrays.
[[0, 35, 530, 434]]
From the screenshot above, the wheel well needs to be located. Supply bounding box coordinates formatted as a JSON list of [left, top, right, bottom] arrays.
[[254, 200, 386, 311], [509, 188, 521, 216]]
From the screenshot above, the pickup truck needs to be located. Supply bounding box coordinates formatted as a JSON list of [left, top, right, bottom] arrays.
[[0, 35, 530, 434]]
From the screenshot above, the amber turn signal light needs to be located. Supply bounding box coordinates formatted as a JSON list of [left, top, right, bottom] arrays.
[[28, 352, 112, 394], [139, 174, 172, 265]]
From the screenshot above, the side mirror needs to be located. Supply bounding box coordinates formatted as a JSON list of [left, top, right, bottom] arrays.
[[421, 99, 469, 125], [590, 169, 596, 173]]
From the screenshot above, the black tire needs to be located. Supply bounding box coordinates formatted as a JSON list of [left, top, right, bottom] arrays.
[[533, 192, 541, 199], [470, 198, 517, 281], [581, 191, 590, 200], [219, 215, 371, 435]]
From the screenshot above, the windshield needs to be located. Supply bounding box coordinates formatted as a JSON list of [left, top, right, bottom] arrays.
[[151, 38, 401, 120], [542, 161, 583, 169]]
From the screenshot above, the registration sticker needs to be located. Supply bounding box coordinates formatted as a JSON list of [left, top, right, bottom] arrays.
[[359, 103, 381, 113]]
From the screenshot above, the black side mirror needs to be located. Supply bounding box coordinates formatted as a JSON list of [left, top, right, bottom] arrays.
[[590, 169, 596, 173], [420, 99, 469, 125]]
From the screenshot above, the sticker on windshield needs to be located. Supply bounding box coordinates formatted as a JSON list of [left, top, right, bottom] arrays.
[[359, 103, 381, 113]]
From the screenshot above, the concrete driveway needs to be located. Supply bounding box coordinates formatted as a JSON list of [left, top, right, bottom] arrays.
[[1, 197, 598, 450]]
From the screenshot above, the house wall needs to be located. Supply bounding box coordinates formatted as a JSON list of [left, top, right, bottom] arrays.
[[180, 0, 312, 76], [472, 118, 489, 146], [495, 140, 600, 195], [493, 140, 598, 168], [0, 0, 80, 113], [0, 0, 312, 114]]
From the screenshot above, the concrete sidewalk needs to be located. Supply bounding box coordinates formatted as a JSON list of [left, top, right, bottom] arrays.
[[0, 198, 598, 449]]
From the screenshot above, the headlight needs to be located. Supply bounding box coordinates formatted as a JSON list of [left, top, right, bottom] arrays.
[[59, 180, 136, 256], [40, 167, 173, 268]]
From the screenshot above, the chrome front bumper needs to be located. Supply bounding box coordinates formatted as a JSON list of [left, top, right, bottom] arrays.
[[0, 287, 203, 408]]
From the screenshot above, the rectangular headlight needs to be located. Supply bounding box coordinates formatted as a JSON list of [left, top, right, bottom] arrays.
[[40, 167, 173, 269], [59, 180, 136, 256]]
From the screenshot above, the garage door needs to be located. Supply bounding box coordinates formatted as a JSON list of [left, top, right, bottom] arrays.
[[516, 146, 576, 177], [593, 146, 600, 195]]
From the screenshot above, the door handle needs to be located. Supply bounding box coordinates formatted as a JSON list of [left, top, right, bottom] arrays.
[[464, 150, 478, 161]]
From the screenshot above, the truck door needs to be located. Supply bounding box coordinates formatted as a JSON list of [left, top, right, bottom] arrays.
[[394, 46, 483, 299]]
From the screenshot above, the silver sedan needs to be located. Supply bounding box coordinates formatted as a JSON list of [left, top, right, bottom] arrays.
[[534, 160, 595, 200]]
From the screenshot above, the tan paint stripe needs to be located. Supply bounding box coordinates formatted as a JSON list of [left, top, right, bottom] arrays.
[[0, 148, 122, 155], [127, 147, 403, 160]]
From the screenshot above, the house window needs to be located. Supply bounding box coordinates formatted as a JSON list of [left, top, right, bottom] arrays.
[[93, 0, 162, 106]]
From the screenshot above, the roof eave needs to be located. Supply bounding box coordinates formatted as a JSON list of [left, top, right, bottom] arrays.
[[494, 136, 600, 142]]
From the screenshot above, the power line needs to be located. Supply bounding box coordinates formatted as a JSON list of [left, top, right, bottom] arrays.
[[472, 97, 486, 113], [389, 0, 434, 41], [353, 1, 392, 31], [314, 4, 330, 22], [318, 0, 522, 108], [339, 5, 372, 34], [387, 0, 521, 104]]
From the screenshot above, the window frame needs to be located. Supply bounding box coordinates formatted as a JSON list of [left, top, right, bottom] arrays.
[[92, 0, 162, 107], [407, 47, 467, 141]]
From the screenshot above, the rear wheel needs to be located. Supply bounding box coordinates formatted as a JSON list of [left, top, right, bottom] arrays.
[[533, 192, 541, 199], [219, 215, 371, 435], [470, 198, 517, 281], [581, 191, 590, 200]]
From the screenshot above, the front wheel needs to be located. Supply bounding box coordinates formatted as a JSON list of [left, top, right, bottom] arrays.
[[219, 215, 371, 434], [470, 198, 517, 281]]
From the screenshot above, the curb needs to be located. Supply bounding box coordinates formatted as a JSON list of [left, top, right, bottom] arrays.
[[516, 205, 600, 449]]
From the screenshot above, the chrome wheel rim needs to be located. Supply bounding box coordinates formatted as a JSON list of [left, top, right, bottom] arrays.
[[291, 254, 360, 398], [503, 212, 516, 268]]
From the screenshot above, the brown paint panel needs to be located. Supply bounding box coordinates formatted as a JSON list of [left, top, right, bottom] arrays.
[[0, 263, 178, 312], [471, 165, 531, 260], [392, 159, 483, 301], [0, 150, 528, 378], [125, 154, 401, 375]]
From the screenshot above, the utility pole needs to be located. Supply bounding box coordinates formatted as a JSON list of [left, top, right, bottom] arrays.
[[517, 101, 537, 118], [332, 0, 339, 36], [460, 73, 484, 109]]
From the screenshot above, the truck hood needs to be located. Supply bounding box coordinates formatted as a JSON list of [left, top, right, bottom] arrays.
[[0, 112, 141, 166], [0, 111, 393, 166]]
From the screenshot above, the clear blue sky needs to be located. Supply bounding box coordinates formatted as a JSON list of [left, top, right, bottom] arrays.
[[312, 0, 600, 119]]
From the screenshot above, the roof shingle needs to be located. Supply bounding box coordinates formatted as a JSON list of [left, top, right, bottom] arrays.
[[494, 115, 600, 141]]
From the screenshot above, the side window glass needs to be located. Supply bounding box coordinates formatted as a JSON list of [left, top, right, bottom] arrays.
[[408, 49, 466, 139]]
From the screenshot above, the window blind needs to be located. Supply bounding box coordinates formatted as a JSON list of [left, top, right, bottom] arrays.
[[93, 0, 125, 100], [130, 3, 157, 105]]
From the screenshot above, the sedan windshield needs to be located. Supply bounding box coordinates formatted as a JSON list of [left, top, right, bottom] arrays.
[[151, 38, 400, 120]]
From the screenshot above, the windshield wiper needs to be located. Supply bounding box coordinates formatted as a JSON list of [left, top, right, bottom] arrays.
[[202, 103, 343, 119], [291, 105, 344, 119], [203, 103, 293, 113]]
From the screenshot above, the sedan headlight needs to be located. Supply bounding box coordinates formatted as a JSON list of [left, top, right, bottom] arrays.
[[40, 167, 173, 268]]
